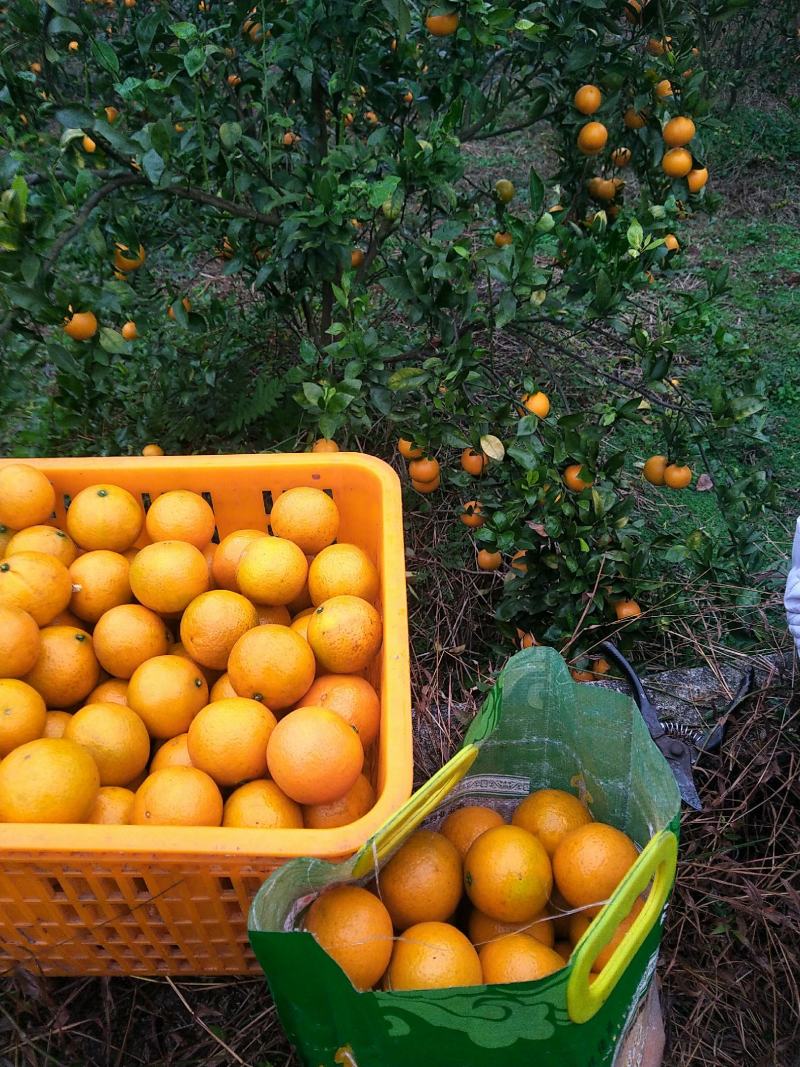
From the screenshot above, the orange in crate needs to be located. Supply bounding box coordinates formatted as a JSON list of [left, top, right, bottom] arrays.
[[0, 454, 411, 976]]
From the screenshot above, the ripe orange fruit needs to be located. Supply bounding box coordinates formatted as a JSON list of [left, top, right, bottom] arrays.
[[687, 166, 708, 192], [209, 673, 237, 701], [113, 243, 145, 272], [307, 595, 382, 673], [379, 829, 462, 930], [512, 789, 592, 857], [69, 550, 132, 623], [398, 438, 424, 460], [521, 391, 550, 418], [311, 437, 339, 453], [299, 674, 380, 749], [0, 679, 46, 756], [577, 121, 608, 155], [646, 35, 671, 55], [150, 732, 192, 771], [387, 921, 482, 990], [63, 310, 98, 341], [365, 110, 379, 125], [223, 778, 302, 828], [87, 785, 135, 824], [643, 454, 668, 485], [425, 11, 459, 36], [563, 464, 592, 491], [236, 536, 308, 606], [166, 297, 191, 318], [227, 73, 241, 87], [6, 525, 77, 566], [290, 612, 311, 641], [129, 541, 210, 614], [623, 107, 647, 130], [256, 603, 292, 626], [82, 134, 96, 153], [228, 624, 315, 709], [92, 603, 169, 678], [303, 772, 375, 828], [309, 543, 380, 605], [104, 105, 119, 123], [411, 476, 440, 493], [132, 766, 223, 826], [0, 737, 99, 822], [655, 79, 673, 98], [66, 484, 143, 552], [306, 885, 394, 991], [0, 551, 72, 625], [573, 84, 602, 115], [211, 529, 264, 590], [664, 463, 692, 489], [127, 655, 208, 738], [662, 147, 693, 178], [0, 606, 40, 677], [351, 249, 365, 269], [0, 464, 56, 528], [613, 599, 641, 621], [65, 701, 150, 785], [0, 524, 16, 556], [611, 146, 632, 167], [553, 822, 639, 911], [267, 705, 363, 804], [588, 177, 618, 202], [408, 457, 440, 484], [460, 500, 484, 528], [464, 825, 553, 923], [44, 712, 72, 738], [270, 487, 340, 555], [187, 697, 276, 786], [511, 551, 528, 574], [493, 231, 513, 247], [467, 906, 555, 948], [145, 490, 215, 548], [664, 233, 679, 252], [460, 448, 488, 476], [479, 932, 564, 984], [22, 625, 99, 708], [68, 40, 79, 51], [477, 549, 502, 571], [568, 898, 644, 970], [441, 805, 505, 860], [141, 443, 163, 456], [663, 116, 696, 147], [179, 590, 258, 670], [402, 91, 414, 104]]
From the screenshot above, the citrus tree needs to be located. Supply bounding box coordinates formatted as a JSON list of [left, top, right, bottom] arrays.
[[0, 0, 776, 660]]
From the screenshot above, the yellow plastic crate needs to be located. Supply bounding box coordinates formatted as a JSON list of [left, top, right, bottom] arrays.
[[0, 453, 412, 976]]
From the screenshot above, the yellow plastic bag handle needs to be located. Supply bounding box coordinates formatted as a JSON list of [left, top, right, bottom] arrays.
[[567, 829, 678, 1024], [351, 745, 480, 879]]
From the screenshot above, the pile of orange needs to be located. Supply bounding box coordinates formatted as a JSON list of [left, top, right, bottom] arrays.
[[397, 439, 441, 494], [0, 464, 384, 829], [301, 786, 642, 992]]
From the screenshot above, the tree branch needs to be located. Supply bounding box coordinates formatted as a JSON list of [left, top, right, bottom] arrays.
[[42, 173, 144, 276]]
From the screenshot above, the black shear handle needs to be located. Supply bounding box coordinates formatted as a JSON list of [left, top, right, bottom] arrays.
[[598, 641, 664, 740]]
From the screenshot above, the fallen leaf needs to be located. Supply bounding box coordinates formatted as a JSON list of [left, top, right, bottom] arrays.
[[696, 473, 714, 491]]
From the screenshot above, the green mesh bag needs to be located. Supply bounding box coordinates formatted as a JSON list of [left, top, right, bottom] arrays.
[[249, 647, 681, 1067]]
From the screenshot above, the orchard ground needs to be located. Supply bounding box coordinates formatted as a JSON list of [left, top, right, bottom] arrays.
[[2, 40, 800, 1067]]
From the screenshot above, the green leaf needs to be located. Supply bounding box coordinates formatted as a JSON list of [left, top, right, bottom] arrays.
[[141, 149, 165, 185], [302, 382, 324, 404], [528, 167, 544, 218], [627, 219, 644, 251], [90, 39, 120, 76], [184, 46, 207, 77], [368, 175, 401, 209], [219, 122, 242, 149], [98, 327, 127, 354], [170, 21, 198, 39], [55, 106, 95, 130], [495, 289, 517, 328], [388, 366, 428, 391], [47, 15, 81, 35]]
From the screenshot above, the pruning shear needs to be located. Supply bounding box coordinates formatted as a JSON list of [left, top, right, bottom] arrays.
[[598, 641, 755, 811]]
